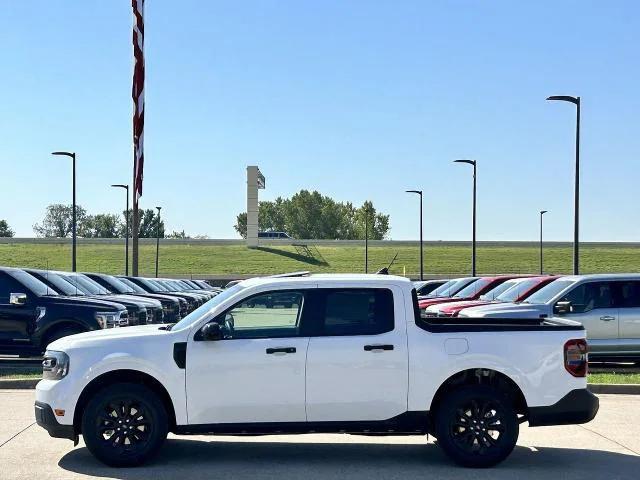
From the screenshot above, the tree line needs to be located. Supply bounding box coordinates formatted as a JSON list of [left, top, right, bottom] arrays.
[[235, 190, 390, 240], [30, 204, 192, 239]]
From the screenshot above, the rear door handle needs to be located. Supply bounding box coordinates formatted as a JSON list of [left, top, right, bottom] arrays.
[[599, 316, 616, 322], [364, 344, 394, 352], [266, 347, 296, 354]]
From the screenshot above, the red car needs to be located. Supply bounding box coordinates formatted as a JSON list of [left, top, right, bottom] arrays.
[[417, 275, 527, 312], [425, 276, 561, 317]]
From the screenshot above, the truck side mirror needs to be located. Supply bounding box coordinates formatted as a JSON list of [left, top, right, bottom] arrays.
[[554, 301, 572, 315], [199, 322, 223, 341], [9, 293, 27, 306]]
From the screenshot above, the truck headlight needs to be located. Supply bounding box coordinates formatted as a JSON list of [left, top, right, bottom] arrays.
[[95, 311, 127, 328], [42, 351, 70, 380]]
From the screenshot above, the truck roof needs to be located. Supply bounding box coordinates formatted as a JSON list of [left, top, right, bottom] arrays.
[[239, 273, 412, 288], [560, 273, 640, 282]]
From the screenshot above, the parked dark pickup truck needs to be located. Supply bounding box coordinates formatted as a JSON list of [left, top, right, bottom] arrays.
[[0, 267, 128, 355], [85, 273, 182, 322]]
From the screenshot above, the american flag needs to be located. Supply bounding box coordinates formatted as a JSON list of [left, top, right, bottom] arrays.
[[132, 0, 145, 202]]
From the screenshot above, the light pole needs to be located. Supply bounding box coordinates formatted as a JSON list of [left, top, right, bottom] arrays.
[[405, 190, 423, 280], [540, 210, 548, 275], [364, 208, 368, 274], [111, 184, 129, 275], [547, 95, 580, 274], [454, 159, 477, 276], [52, 151, 77, 271], [155, 206, 162, 278]]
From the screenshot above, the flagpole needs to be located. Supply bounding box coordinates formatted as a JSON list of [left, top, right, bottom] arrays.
[[131, 0, 145, 276]]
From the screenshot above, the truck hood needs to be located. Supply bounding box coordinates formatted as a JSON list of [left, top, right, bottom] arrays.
[[48, 324, 171, 351], [459, 303, 549, 318], [45, 296, 125, 311], [431, 300, 494, 314], [418, 297, 464, 308]]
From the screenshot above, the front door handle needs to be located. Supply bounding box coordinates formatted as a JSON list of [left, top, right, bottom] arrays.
[[599, 316, 615, 322], [266, 347, 296, 355], [364, 344, 394, 352]]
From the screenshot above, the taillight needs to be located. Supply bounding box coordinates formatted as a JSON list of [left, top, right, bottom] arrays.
[[564, 339, 588, 377]]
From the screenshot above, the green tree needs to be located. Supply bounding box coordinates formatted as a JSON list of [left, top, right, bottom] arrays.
[[80, 214, 123, 238], [33, 204, 88, 237], [124, 209, 165, 238], [234, 191, 390, 240], [0, 219, 15, 237]]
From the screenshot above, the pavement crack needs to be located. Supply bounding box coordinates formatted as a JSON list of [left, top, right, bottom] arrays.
[[578, 424, 640, 456], [0, 422, 35, 448]]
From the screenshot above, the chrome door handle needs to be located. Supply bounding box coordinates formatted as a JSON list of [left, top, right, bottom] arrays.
[[599, 316, 615, 322]]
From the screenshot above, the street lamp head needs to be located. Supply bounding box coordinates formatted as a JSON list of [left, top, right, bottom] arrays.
[[111, 184, 128, 190], [405, 190, 422, 195], [51, 151, 75, 159], [540, 210, 548, 215], [546, 95, 579, 105], [454, 159, 476, 166], [156, 206, 162, 212]]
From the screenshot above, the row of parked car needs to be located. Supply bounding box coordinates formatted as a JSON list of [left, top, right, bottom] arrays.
[[0, 266, 220, 356], [413, 273, 640, 361]]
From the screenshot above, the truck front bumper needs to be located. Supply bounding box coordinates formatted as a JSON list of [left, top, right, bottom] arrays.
[[528, 388, 599, 427], [34, 401, 76, 441]]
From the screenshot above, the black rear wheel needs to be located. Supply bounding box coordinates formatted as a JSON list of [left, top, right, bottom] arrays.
[[434, 385, 518, 468], [82, 383, 168, 467]]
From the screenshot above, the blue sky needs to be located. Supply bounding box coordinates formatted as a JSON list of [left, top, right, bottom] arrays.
[[1, 1, 638, 241]]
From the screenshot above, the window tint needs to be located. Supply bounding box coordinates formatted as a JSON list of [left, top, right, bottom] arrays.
[[453, 278, 492, 299], [0, 272, 24, 301], [223, 290, 303, 339], [319, 288, 393, 336], [618, 281, 640, 308], [559, 282, 612, 313]]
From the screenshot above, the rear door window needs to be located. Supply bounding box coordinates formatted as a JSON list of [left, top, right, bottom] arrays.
[[313, 288, 394, 336]]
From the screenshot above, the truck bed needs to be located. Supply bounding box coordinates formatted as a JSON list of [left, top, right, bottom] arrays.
[[416, 315, 584, 333]]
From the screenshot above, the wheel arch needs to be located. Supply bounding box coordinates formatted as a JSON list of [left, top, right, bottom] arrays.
[[38, 319, 90, 348], [73, 369, 177, 434], [429, 368, 528, 419]]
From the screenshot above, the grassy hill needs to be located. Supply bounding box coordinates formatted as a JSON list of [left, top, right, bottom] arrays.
[[1, 240, 639, 278]]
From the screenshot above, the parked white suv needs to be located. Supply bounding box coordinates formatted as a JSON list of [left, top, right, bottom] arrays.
[[35, 274, 598, 468], [459, 274, 640, 360]]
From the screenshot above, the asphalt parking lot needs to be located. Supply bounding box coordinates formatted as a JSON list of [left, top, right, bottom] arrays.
[[1, 390, 638, 480]]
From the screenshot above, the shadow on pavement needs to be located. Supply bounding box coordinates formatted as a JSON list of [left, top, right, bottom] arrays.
[[58, 438, 640, 480]]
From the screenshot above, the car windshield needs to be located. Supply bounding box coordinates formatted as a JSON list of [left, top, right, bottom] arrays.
[[453, 278, 492, 299], [495, 278, 541, 303], [479, 279, 520, 301], [521, 279, 575, 305], [99, 275, 134, 293], [172, 283, 246, 331], [427, 280, 459, 297], [62, 274, 105, 295], [37, 271, 86, 296], [9, 270, 58, 297], [118, 277, 148, 293]]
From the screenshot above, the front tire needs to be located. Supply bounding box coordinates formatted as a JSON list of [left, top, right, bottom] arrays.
[[81, 383, 168, 467], [434, 385, 518, 468]]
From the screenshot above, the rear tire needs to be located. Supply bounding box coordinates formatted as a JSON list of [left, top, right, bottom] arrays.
[[434, 385, 518, 468], [81, 383, 168, 467]]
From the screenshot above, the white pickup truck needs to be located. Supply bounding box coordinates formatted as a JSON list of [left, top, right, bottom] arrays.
[[35, 274, 598, 468]]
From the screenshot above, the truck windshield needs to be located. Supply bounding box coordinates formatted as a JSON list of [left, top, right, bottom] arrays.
[[495, 278, 540, 302], [9, 270, 58, 297], [99, 275, 134, 293], [521, 279, 575, 305], [119, 277, 149, 293], [41, 272, 87, 296], [453, 278, 492, 299], [171, 283, 245, 331], [479, 279, 519, 301]]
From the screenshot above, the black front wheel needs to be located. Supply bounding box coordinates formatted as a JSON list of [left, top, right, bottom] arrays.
[[82, 383, 168, 467], [434, 385, 519, 468]]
